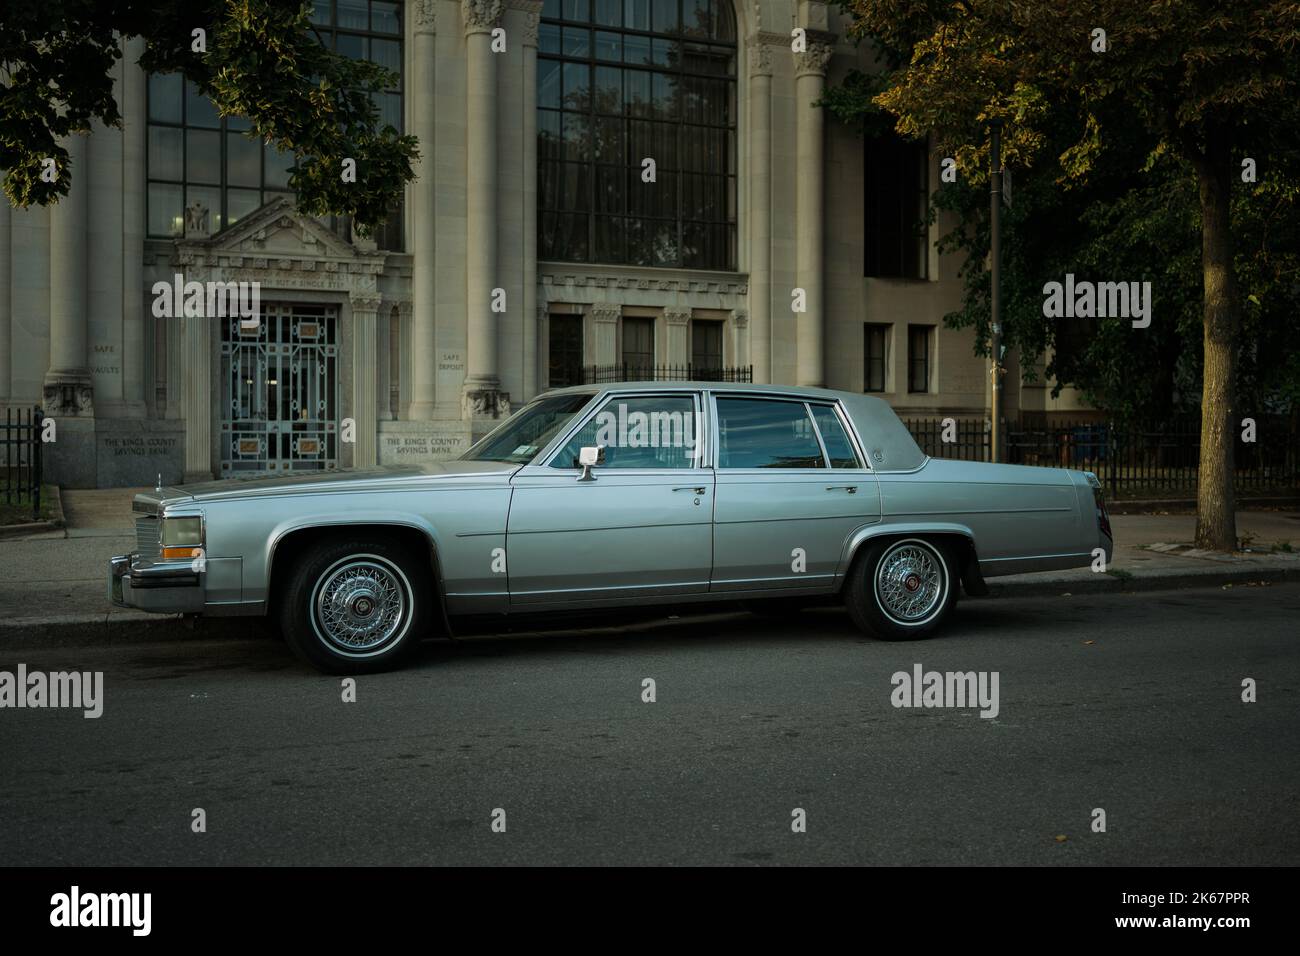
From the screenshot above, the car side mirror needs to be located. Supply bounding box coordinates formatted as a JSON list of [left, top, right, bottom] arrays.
[[576, 445, 606, 482]]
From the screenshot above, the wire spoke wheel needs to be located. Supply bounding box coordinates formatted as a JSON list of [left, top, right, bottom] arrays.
[[874, 542, 944, 624], [310, 556, 410, 656]]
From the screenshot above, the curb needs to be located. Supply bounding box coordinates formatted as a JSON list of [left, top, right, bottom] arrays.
[[2, 566, 1297, 651], [985, 564, 1300, 598], [0, 613, 277, 651]]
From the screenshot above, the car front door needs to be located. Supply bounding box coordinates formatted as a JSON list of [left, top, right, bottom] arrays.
[[506, 391, 714, 608], [709, 394, 881, 593]]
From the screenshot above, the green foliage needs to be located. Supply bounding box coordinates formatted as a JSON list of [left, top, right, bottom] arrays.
[[829, 0, 1300, 419], [0, 0, 417, 232]]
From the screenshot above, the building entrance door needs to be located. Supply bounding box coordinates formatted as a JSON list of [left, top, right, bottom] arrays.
[[220, 304, 339, 474]]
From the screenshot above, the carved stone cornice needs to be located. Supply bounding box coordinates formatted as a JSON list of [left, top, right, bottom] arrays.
[[664, 308, 692, 326], [413, 0, 437, 34], [540, 267, 749, 298], [462, 0, 503, 35], [589, 304, 621, 322]]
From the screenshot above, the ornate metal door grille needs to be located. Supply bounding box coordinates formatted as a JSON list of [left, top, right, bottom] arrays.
[[220, 304, 339, 473]]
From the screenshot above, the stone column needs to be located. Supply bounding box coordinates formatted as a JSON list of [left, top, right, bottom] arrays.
[[535, 306, 549, 391], [747, 39, 773, 384], [180, 311, 211, 481], [731, 308, 750, 374], [590, 304, 620, 367], [44, 134, 94, 416], [794, 39, 833, 387], [0, 189, 10, 400], [376, 302, 393, 421], [519, 2, 544, 400], [350, 292, 382, 468], [397, 300, 413, 417], [665, 308, 691, 367], [408, 0, 437, 419], [121, 36, 147, 414], [463, 0, 504, 411]]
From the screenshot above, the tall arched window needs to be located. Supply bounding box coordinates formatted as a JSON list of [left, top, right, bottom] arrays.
[[538, 0, 737, 270]]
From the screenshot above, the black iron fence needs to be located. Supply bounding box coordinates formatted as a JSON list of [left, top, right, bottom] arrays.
[[904, 415, 1300, 498], [582, 364, 754, 384], [2, 406, 44, 521]]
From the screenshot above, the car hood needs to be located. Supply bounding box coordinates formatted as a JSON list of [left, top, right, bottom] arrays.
[[133, 460, 518, 514]]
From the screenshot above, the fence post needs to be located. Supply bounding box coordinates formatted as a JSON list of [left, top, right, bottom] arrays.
[[32, 406, 44, 522], [1107, 421, 1118, 500]]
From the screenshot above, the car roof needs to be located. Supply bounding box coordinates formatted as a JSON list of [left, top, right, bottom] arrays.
[[541, 380, 865, 403]]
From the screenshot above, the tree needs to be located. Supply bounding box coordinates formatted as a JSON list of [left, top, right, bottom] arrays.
[[825, 0, 1300, 549], [0, 0, 417, 232]]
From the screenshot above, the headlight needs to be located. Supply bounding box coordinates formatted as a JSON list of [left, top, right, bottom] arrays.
[[160, 516, 204, 560]]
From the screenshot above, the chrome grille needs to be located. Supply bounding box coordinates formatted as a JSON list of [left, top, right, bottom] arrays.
[[134, 515, 161, 562]]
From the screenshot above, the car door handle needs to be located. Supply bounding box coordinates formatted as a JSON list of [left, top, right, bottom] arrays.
[[826, 485, 858, 494], [673, 486, 708, 495]]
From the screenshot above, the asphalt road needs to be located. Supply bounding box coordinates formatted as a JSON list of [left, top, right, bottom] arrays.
[[2, 584, 1297, 866]]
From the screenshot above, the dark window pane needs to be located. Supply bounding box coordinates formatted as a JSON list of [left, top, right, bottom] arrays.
[[594, 117, 624, 163], [370, 37, 401, 74], [563, 62, 590, 109], [372, 1, 401, 33], [595, 31, 622, 61], [691, 320, 722, 369], [228, 133, 261, 187], [539, 23, 562, 55], [226, 188, 262, 226], [264, 144, 293, 188], [563, 27, 591, 57], [336, 32, 364, 60], [538, 58, 562, 108], [148, 126, 183, 181], [595, 66, 622, 111], [185, 80, 219, 128], [651, 0, 678, 33], [311, 0, 331, 25], [148, 183, 183, 237], [625, 0, 650, 31], [548, 315, 584, 387], [716, 398, 825, 469], [594, 215, 625, 261], [564, 0, 590, 20], [623, 33, 651, 66], [538, 109, 563, 159], [338, 0, 368, 29], [186, 129, 221, 184], [148, 73, 182, 123], [621, 317, 654, 368], [562, 112, 590, 161], [595, 0, 622, 27]]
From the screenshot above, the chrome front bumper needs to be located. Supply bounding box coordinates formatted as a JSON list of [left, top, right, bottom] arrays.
[[109, 553, 205, 613]]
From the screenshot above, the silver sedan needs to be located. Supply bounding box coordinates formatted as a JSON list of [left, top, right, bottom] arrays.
[[110, 383, 1113, 672]]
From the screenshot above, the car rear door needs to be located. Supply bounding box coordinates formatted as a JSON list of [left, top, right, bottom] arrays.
[[708, 394, 881, 593], [506, 391, 714, 607]]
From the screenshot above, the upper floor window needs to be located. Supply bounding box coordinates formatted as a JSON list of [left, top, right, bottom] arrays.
[[538, 0, 738, 270], [865, 133, 928, 279], [147, 0, 404, 249]]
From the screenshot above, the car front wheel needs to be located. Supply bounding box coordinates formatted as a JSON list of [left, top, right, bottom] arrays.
[[844, 537, 956, 641], [279, 538, 428, 673]]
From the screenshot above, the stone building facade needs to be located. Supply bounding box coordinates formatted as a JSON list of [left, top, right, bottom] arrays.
[[0, 0, 1087, 488]]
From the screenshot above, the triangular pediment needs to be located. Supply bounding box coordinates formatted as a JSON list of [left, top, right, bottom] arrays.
[[185, 197, 364, 261]]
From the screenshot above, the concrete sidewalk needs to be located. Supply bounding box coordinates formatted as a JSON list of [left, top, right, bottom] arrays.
[[2, 488, 1298, 649]]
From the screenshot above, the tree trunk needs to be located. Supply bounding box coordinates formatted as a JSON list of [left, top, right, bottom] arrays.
[[1193, 140, 1240, 551]]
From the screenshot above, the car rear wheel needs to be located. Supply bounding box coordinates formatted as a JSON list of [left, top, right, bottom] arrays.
[[844, 537, 956, 641], [279, 538, 428, 673]]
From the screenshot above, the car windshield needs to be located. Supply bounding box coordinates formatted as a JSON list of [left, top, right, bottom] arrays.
[[458, 393, 596, 465]]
